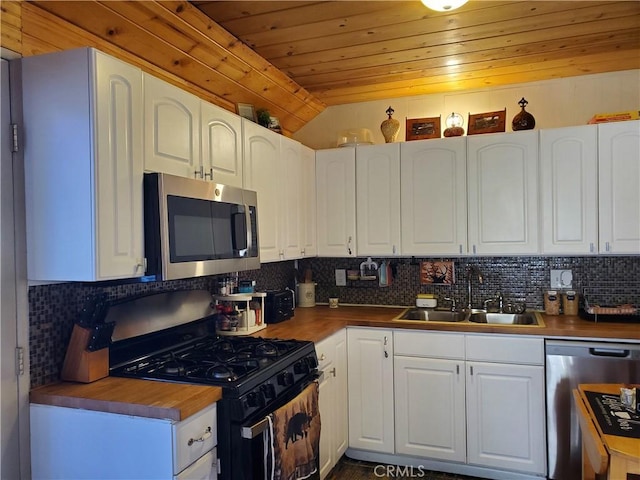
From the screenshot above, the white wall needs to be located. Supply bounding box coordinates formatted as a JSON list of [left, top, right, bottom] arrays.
[[293, 69, 640, 149]]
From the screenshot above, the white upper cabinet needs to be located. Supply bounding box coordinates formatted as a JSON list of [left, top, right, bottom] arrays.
[[243, 119, 283, 262], [281, 135, 303, 259], [400, 137, 467, 255], [316, 148, 357, 257], [467, 130, 539, 255], [540, 125, 598, 254], [356, 143, 401, 256], [300, 145, 317, 257], [598, 120, 640, 254], [22, 48, 145, 281], [200, 101, 243, 187], [143, 74, 200, 178]]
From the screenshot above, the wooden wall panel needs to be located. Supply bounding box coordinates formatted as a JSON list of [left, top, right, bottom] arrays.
[[0, 1, 22, 54]]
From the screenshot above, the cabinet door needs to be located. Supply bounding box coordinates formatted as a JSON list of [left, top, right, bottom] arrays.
[[300, 145, 317, 257], [598, 120, 640, 254], [356, 144, 401, 256], [243, 120, 282, 262], [318, 357, 334, 479], [144, 74, 200, 178], [316, 148, 357, 257], [466, 362, 546, 475], [347, 328, 394, 453], [467, 131, 539, 254], [200, 101, 243, 187], [94, 52, 145, 280], [333, 329, 348, 459], [540, 125, 598, 254], [281, 136, 303, 259], [400, 137, 467, 255], [394, 356, 465, 462]]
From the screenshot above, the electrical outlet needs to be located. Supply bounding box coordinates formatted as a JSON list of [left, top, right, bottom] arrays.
[[550, 269, 573, 289], [335, 269, 347, 286]]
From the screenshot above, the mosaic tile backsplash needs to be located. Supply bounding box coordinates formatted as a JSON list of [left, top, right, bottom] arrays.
[[29, 256, 640, 387]]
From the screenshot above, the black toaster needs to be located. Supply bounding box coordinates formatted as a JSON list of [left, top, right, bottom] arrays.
[[264, 289, 295, 324]]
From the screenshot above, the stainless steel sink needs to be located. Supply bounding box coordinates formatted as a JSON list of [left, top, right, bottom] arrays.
[[468, 312, 539, 325], [395, 308, 467, 322]]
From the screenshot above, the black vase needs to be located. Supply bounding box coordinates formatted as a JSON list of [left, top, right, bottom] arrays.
[[512, 97, 536, 131]]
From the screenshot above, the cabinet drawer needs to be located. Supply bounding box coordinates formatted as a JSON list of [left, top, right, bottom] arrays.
[[174, 404, 217, 475], [465, 335, 543, 365], [315, 336, 334, 370], [394, 330, 464, 359]]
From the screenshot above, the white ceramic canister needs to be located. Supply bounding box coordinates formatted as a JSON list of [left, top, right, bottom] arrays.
[[297, 282, 316, 307]]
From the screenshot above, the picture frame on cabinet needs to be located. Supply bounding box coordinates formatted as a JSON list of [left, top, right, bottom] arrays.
[[406, 116, 441, 140], [468, 109, 506, 135], [237, 103, 256, 122]]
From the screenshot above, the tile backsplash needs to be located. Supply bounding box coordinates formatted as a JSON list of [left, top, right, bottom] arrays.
[[29, 256, 639, 387]]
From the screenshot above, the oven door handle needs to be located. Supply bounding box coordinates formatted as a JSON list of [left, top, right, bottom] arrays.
[[240, 372, 323, 440], [242, 418, 269, 439]]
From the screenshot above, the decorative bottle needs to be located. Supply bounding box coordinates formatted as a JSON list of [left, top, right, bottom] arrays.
[[380, 106, 400, 143]]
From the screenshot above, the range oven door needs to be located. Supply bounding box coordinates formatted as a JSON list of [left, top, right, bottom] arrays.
[[219, 375, 320, 480]]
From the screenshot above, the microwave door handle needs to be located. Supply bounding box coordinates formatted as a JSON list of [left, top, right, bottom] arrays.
[[231, 211, 248, 254]]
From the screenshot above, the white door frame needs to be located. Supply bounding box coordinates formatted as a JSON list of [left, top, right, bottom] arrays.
[[1, 49, 31, 480]]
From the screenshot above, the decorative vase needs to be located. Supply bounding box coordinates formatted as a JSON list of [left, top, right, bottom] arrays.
[[512, 98, 536, 131], [380, 106, 400, 143], [328, 297, 339, 309]]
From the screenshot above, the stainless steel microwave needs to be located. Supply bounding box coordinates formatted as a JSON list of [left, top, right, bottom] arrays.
[[144, 173, 260, 281]]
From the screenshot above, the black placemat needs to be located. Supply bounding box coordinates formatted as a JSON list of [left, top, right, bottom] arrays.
[[584, 390, 640, 439]]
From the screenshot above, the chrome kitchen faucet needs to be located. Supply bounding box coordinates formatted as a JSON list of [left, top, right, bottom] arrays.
[[466, 266, 484, 311]]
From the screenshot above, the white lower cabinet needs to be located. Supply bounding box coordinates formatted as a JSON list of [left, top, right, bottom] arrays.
[[394, 331, 465, 462], [316, 329, 348, 479], [347, 327, 394, 453], [391, 331, 546, 478], [30, 403, 218, 479]]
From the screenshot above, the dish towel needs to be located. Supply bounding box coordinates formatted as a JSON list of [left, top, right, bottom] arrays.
[[264, 381, 320, 480]]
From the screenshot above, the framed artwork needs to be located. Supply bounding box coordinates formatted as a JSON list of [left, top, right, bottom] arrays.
[[420, 261, 455, 285], [406, 116, 441, 140], [468, 109, 506, 135], [236, 103, 256, 122]]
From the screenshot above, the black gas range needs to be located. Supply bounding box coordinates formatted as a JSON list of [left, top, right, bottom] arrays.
[[107, 290, 319, 480]]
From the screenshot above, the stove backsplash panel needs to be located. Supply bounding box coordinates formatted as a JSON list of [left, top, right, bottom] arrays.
[[29, 257, 639, 387]]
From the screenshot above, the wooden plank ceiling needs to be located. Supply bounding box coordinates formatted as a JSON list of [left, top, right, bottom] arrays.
[[192, 0, 640, 106]]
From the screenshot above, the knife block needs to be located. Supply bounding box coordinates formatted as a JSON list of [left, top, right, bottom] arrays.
[[61, 324, 109, 383]]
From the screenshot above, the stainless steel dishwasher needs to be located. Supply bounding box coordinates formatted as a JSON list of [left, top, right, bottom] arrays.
[[545, 339, 640, 480]]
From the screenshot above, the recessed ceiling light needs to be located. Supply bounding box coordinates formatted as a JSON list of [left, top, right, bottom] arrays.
[[421, 0, 469, 12]]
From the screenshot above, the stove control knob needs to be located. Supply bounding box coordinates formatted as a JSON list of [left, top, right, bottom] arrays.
[[278, 371, 293, 386], [246, 391, 265, 408], [306, 356, 318, 369], [294, 360, 310, 375], [261, 383, 276, 399]]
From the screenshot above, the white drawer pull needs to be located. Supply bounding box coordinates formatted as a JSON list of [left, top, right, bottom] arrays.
[[319, 353, 326, 361], [188, 426, 212, 446]]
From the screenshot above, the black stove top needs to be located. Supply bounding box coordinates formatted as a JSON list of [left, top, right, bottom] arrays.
[[112, 334, 315, 389]]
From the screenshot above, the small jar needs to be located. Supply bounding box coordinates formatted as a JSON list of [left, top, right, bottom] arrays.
[[544, 290, 561, 315], [563, 291, 579, 316]]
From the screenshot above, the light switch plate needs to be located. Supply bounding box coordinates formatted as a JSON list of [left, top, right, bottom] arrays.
[[550, 269, 573, 289], [335, 269, 347, 286]]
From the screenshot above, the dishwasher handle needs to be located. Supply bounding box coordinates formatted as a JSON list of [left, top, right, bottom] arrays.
[[589, 347, 630, 358]]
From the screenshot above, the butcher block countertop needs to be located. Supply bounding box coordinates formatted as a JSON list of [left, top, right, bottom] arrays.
[[258, 305, 640, 342], [30, 377, 222, 421], [31, 304, 639, 421]]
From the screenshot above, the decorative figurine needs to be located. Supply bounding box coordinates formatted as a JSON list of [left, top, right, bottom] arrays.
[[512, 98, 536, 131], [380, 106, 400, 143]]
